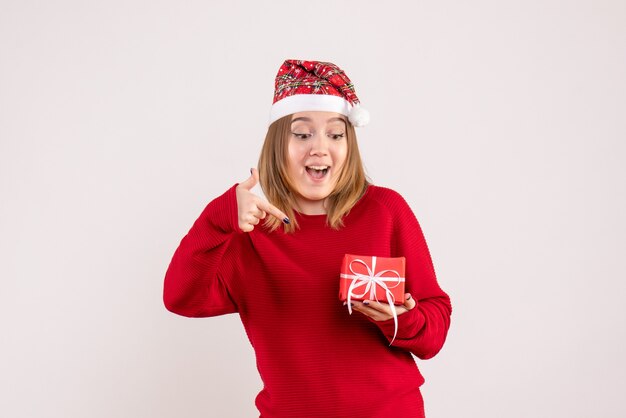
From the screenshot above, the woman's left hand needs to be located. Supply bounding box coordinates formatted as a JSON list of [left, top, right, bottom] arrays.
[[348, 293, 416, 321]]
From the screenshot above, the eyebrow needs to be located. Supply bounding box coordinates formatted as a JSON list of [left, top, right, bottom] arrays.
[[291, 116, 347, 124]]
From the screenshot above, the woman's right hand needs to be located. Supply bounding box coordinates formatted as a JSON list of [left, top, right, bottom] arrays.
[[236, 168, 289, 232]]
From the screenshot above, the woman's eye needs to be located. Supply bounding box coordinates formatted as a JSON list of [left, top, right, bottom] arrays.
[[292, 133, 311, 139], [330, 133, 345, 140]]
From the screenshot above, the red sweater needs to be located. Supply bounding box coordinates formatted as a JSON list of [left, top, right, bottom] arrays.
[[163, 184, 451, 418]]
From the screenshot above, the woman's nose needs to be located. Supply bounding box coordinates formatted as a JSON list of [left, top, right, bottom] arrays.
[[309, 134, 329, 156]]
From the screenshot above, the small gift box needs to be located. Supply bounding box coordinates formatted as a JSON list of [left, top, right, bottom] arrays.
[[339, 254, 406, 305], [339, 254, 406, 345]]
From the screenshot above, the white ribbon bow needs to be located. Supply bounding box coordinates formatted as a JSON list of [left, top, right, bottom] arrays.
[[341, 256, 404, 345]]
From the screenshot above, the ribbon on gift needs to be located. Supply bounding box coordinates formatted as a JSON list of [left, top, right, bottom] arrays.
[[340, 256, 405, 345]]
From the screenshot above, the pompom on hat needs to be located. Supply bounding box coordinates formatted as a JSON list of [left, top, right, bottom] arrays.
[[269, 59, 370, 127]]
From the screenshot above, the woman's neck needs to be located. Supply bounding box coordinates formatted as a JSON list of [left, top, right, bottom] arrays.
[[294, 197, 327, 215]]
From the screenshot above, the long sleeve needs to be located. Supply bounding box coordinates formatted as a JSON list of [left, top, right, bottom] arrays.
[[163, 184, 241, 317], [373, 190, 452, 359]]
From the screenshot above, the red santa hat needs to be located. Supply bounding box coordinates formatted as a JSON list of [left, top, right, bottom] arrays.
[[269, 59, 370, 127]]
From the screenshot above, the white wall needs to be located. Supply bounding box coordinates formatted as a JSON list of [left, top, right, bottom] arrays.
[[1, 1, 624, 417]]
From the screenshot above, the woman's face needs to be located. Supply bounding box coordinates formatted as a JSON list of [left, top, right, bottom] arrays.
[[287, 111, 348, 215]]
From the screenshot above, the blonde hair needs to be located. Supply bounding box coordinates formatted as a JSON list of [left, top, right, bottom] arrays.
[[258, 114, 369, 233]]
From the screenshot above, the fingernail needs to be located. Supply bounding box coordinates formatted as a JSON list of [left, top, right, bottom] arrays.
[[283, 217, 290, 224], [342, 301, 347, 306], [363, 301, 370, 306], [406, 294, 412, 300]]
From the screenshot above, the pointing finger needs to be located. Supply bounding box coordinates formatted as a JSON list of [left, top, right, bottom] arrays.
[[257, 200, 290, 224]]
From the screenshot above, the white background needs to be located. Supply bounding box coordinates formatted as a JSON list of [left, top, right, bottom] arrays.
[[1, 1, 625, 417]]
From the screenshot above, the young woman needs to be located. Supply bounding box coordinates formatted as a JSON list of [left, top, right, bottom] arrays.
[[163, 59, 452, 418]]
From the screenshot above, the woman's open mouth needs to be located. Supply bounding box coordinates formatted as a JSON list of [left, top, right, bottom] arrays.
[[305, 165, 330, 180]]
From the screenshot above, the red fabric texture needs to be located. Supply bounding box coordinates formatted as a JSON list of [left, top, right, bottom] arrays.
[[163, 184, 451, 418]]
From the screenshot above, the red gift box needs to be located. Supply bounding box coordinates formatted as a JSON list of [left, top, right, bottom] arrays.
[[339, 254, 406, 305]]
